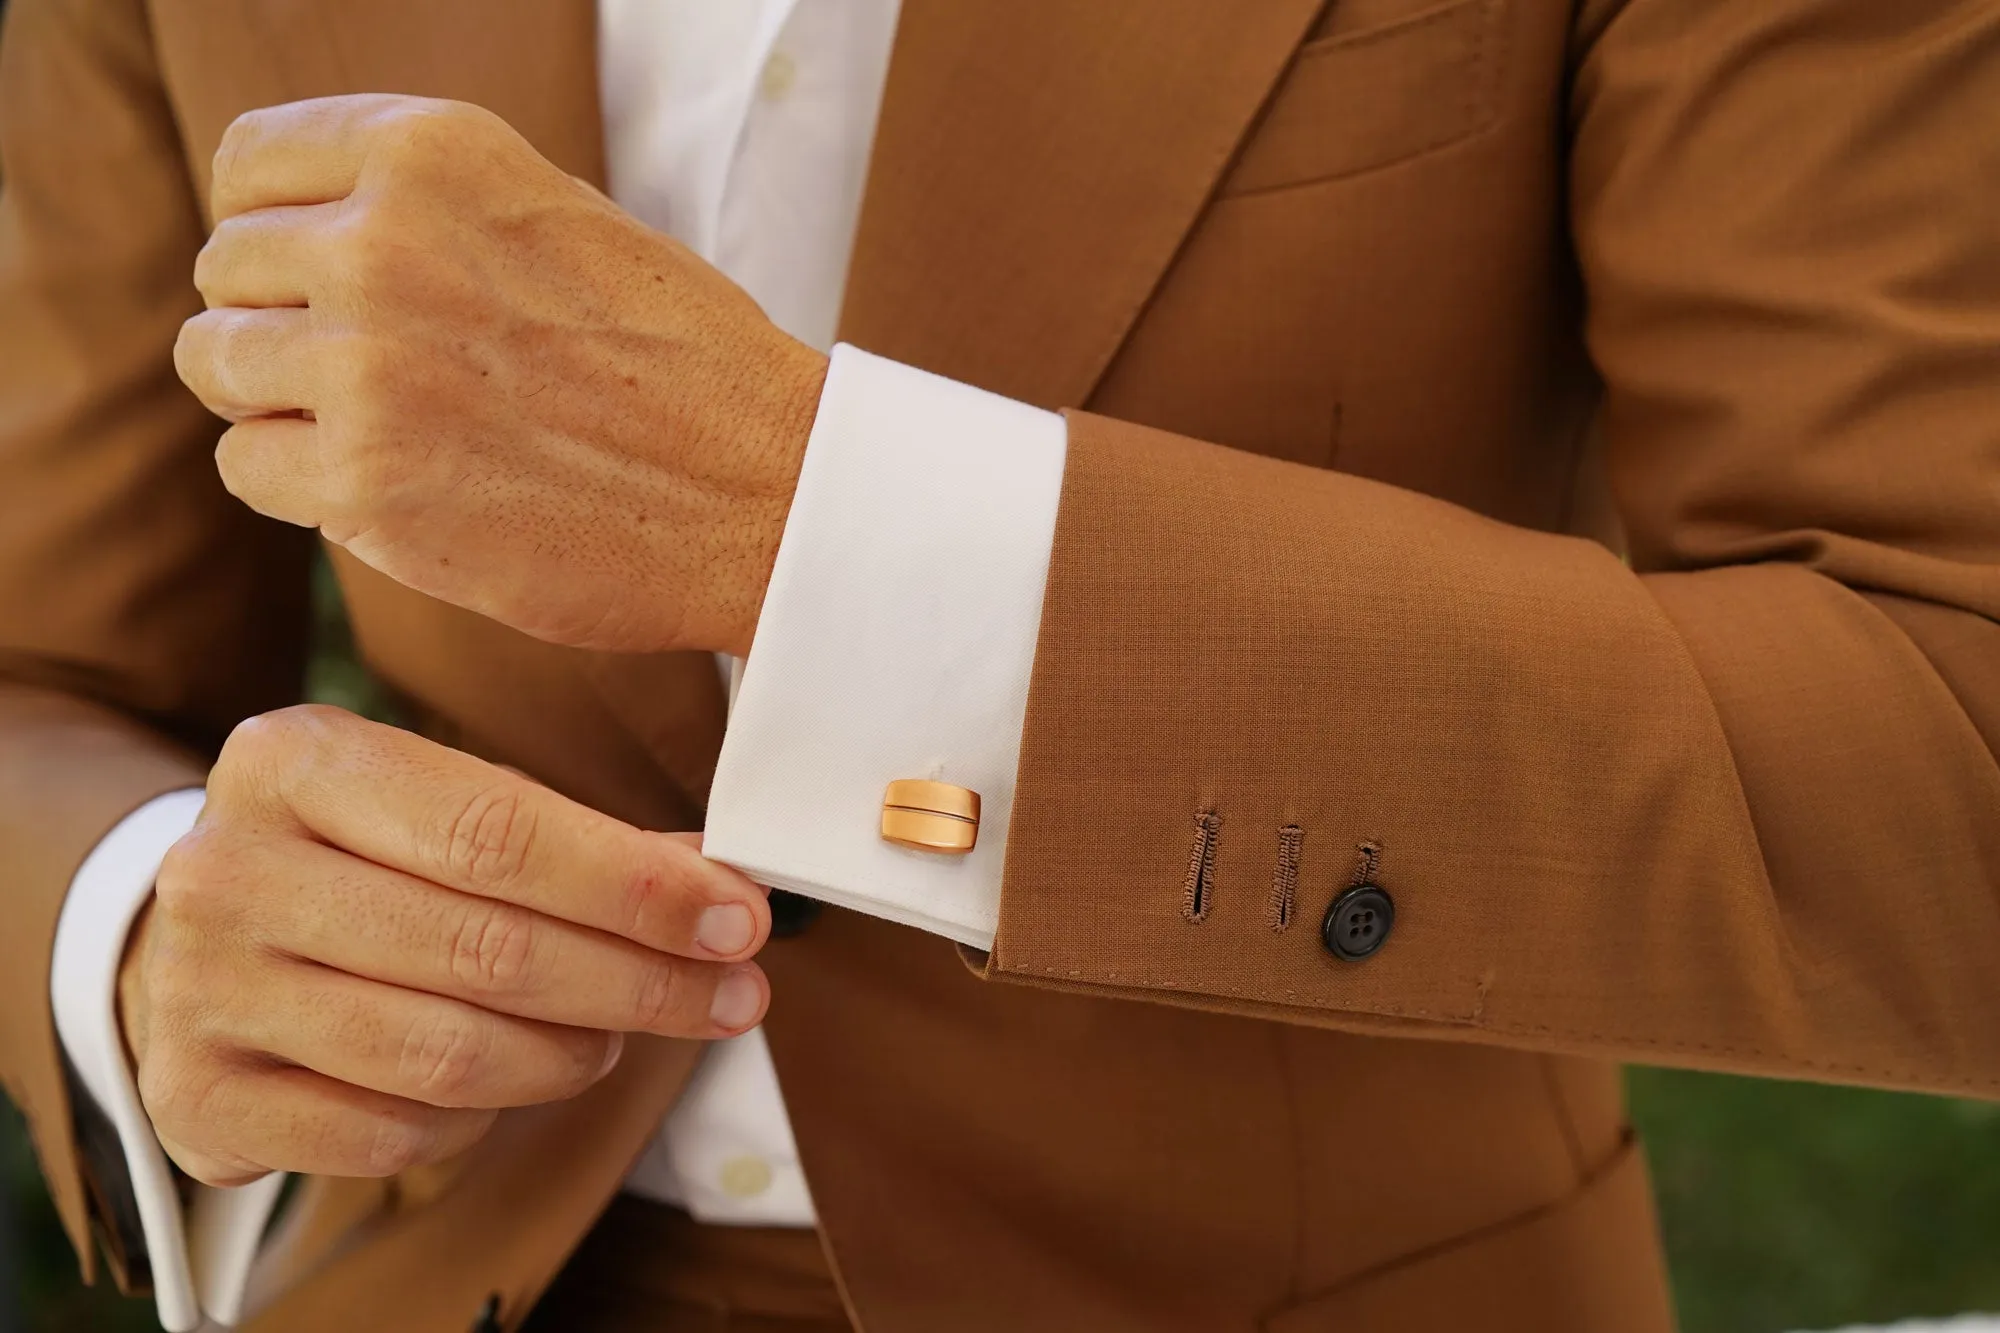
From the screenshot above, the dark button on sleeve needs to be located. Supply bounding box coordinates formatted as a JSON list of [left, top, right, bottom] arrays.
[[1321, 884, 1394, 961]]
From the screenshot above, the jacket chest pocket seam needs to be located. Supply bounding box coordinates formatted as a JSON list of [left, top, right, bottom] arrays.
[[1220, 0, 1511, 200]]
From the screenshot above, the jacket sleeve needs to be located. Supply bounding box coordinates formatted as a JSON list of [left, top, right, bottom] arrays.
[[982, 0, 2000, 1100], [0, 0, 314, 1283]]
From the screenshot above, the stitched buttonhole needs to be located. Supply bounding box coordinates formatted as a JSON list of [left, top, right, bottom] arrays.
[[1269, 824, 1304, 931], [1183, 809, 1222, 923], [1349, 840, 1382, 888]]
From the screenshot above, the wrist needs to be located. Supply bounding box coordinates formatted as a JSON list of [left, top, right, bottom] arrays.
[[720, 342, 827, 657]]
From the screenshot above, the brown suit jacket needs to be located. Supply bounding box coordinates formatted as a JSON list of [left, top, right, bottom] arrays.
[[4, 0, 1997, 1328]]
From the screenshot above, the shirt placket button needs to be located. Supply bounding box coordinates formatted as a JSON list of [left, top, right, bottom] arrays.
[[720, 1154, 775, 1199], [760, 50, 797, 101]]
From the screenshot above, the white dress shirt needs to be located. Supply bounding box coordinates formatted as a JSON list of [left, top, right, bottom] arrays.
[[48, 1, 1070, 1328]]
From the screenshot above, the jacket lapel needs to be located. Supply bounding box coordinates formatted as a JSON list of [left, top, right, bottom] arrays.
[[838, 0, 1328, 411]]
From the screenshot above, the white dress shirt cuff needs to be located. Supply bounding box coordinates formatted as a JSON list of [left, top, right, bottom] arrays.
[[704, 343, 1066, 948], [50, 788, 287, 1331]]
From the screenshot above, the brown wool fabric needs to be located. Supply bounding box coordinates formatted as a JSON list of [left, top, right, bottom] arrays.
[[3, 0, 1996, 1328], [522, 1195, 850, 1333]]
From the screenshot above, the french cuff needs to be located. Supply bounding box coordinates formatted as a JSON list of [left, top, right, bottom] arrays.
[[704, 343, 1066, 949], [50, 788, 287, 1331]]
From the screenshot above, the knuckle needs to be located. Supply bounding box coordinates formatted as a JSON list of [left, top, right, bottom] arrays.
[[376, 106, 451, 172], [211, 109, 266, 195], [331, 345, 410, 458], [172, 316, 199, 378], [330, 328, 388, 400], [189, 246, 214, 300], [211, 307, 253, 359], [397, 1010, 490, 1105], [446, 903, 542, 995], [556, 1031, 612, 1097], [216, 712, 275, 768], [362, 1109, 433, 1176], [218, 708, 290, 768], [343, 325, 400, 387], [153, 829, 213, 911], [336, 209, 404, 289], [226, 704, 350, 772], [137, 1051, 222, 1134], [630, 958, 682, 1033], [617, 867, 678, 950], [280, 701, 357, 738], [143, 934, 243, 1045], [441, 785, 538, 890], [203, 314, 255, 397], [153, 828, 249, 933], [213, 423, 255, 501], [174, 310, 216, 381], [190, 222, 241, 302], [143, 968, 200, 1039], [350, 440, 409, 509], [133, 1053, 179, 1119], [172, 1146, 266, 1189], [385, 99, 489, 159], [219, 720, 285, 793], [313, 441, 381, 542]]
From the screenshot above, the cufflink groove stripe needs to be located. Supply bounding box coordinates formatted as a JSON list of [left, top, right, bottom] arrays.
[[882, 804, 977, 824]]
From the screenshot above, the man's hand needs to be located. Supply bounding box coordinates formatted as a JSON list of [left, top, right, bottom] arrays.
[[119, 706, 772, 1186], [174, 95, 828, 657]]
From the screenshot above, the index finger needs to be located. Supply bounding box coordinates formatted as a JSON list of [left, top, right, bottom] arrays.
[[211, 94, 437, 221], [219, 707, 770, 960]]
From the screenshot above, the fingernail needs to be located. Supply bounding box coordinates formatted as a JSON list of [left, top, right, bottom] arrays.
[[709, 967, 764, 1030], [599, 1032, 626, 1079], [697, 903, 756, 956]]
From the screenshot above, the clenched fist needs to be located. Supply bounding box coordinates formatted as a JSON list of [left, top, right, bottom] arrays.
[[174, 94, 828, 656], [120, 706, 772, 1186]]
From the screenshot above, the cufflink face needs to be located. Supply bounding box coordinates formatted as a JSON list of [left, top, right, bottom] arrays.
[[881, 779, 980, 853]]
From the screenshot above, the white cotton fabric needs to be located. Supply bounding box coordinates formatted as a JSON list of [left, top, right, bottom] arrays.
[[705, 345, 1065, 950]]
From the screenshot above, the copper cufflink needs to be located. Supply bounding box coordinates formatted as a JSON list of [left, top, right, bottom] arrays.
[[880, 779, 981, 854]]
